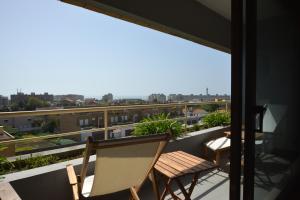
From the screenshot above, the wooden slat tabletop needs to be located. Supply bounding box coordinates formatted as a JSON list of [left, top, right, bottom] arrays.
[[154, 151, 216, 178]]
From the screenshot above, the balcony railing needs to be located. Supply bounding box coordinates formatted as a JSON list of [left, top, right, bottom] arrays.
[[0, 101, 230, 158]]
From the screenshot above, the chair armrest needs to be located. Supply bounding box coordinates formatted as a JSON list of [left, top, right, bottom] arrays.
[[66, 164, 79, 200], [0, 182, 21, 200], [67, 164, 78, 185]]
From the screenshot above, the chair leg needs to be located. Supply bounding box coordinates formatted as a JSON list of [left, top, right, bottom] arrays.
[[130, 187, 141, 200], [149, 170, 160, 200]]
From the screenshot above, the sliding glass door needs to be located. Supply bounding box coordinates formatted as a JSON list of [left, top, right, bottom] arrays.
[[241, 1, 300, 199]]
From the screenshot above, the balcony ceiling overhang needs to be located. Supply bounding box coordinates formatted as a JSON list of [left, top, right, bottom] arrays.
[[60, 0, 231, 53]]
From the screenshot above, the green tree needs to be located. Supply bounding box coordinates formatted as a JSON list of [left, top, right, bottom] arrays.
[[201, 104, 220, 112], [0, 106, 9, 112], [25, 97, 49, 111], [42, 120, 59, 133], [10, 102, 23, 111]]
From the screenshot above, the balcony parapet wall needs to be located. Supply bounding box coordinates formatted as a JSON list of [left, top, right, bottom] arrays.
[[3, 126, 229, 200]]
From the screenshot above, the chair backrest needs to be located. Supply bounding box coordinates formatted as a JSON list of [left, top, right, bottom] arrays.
[[80, 134, 169, 197]]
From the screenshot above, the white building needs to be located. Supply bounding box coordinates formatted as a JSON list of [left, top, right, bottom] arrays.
[[0, 95, 9, 109], [148, 94, 166, 103]]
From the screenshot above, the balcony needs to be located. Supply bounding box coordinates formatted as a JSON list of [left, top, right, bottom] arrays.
[[0, 102, 230, 200]]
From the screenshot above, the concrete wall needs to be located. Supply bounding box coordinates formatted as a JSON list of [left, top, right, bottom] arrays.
[[5, 126, 229, 200]]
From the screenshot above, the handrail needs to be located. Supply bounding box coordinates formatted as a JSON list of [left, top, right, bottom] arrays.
[[0, 101, 229, 118], [0, 101, 230, 154], [0, 116, 187, 145]]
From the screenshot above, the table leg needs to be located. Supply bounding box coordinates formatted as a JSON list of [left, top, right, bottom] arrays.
[[188, 173, 199, 197], [160, 177, 169, 200], [161, 177, 180, 200], [204, 146, 208, 159], [216, 151, 221, 166], [174, 173, 200, 200], [175, 178, 191, 200]]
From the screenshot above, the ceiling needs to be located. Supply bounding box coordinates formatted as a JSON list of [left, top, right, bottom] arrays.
[[196, 0, 231, 20], [61, 0, 231, 52]]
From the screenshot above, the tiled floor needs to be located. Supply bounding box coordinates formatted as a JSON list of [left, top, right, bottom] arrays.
[[140, 169, 229, 200]]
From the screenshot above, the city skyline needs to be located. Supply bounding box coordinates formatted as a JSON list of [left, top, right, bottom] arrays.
[[0, 0, 230, 97], [1, 90, 230, 111], [2, 90, 230, 101]]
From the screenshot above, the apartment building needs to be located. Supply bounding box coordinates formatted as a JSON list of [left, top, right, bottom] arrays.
[[53, 94, 84, 102], [10, 92, 54, 104], [148, 93, 166, 103], [0, 95, 8, 108], [168, 93, 231, 102], [102, 93, 113, 103]]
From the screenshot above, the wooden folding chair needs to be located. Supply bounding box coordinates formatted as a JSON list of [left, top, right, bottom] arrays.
[[66, 134, 170, 200]]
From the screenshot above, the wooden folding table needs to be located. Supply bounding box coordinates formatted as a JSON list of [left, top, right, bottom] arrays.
[[153, 151, 216, 200]]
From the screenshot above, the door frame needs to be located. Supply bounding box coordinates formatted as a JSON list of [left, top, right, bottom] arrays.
[[230, 0, 257, 199], [229, 0, 243, 199]]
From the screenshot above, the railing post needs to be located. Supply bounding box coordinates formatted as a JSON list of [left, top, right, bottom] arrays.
[[97, 113, 100, 128], [104, 109, 108, 140], [184, 104, 188, 133]]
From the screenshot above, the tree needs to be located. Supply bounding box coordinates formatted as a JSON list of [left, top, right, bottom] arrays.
[[25, 97, 49, 111], [10, 102, 25, 111], [201, 104, 220, 112], [0, 106, 9, 112], [42, 119, 59, 133]]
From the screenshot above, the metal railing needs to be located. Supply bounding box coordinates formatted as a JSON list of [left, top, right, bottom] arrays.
[[0, 101, 230, 156]]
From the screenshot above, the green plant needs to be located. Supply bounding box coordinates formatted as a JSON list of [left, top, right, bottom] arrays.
[[0, 156, 14, 173], [13, 155, 59, 170], [192, 124, 202, 131], [133, 113, 182, 138], [202, 111, 230, 128], [201, 104, 220, 112], [0, 152, 83, 175]]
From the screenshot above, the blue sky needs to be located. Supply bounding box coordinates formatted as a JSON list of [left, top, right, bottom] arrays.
[[0, 0, 230, 99]]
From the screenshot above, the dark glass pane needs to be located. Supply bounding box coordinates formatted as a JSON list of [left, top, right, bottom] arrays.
[[254, 1, 300, 199]]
